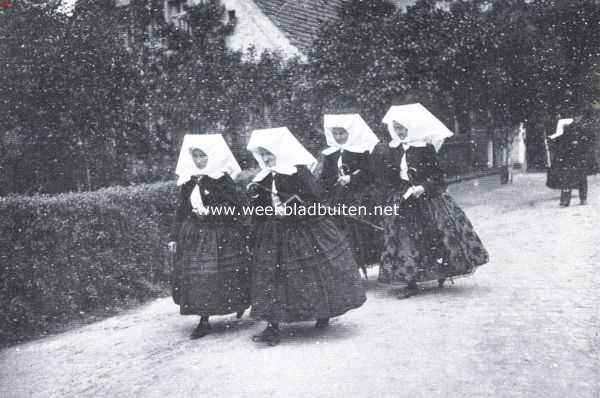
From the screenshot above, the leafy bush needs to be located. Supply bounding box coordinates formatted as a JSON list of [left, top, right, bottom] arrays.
[[0, 182, 178, 345]]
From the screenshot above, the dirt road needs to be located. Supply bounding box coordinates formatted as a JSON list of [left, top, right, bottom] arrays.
[[2, 174, 599, 398]]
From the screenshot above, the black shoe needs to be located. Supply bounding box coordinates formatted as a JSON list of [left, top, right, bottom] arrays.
[[190, 322, 211, 339], [315, 318, 330, 329], [266, 331, 280, 346], [438, 278, 446, 287], [559, 202, 570, 207], [252, 325, 280, 346], [398, 282, 419, 299], [235, 309, 245, 319], [398, 288, 419, 299]]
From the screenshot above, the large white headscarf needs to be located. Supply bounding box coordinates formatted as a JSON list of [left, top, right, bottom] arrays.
[[549, 118, 574, 140], [322, 114, 380, 155], [247, 127, 317, 182], [175, 134, 242, 186], [383, 103, 454, 151]]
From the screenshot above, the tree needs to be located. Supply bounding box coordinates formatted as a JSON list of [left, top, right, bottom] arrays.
[[310, 0, 405, 134], [54, 0, 156, 191], [0, 0, 68, 193]]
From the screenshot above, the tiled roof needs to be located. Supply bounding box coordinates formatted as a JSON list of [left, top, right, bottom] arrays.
[[253, 0, 345, 53], [252, 0, 417, 53]]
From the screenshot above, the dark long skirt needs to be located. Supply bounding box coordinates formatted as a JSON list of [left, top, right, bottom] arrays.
[[251, 217, 366, 323], [547, 136, 598, 190], [379, 192, 488, 285], [335, 217, 382, 268], [174, 217, 251, 316], [547, 168, 588, 190]]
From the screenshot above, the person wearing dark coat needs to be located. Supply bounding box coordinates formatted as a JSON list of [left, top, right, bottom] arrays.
[[319, 114, 382, 276], [547, 112, 599, 206], [168, 134, 251, 339], [377, 104, 489, 298], [246, 127, 366, 346]]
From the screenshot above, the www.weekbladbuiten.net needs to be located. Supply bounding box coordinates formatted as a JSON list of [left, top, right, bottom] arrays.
[[191, 203, 403, 217]]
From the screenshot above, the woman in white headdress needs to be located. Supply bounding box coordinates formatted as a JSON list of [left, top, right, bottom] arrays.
[[377, 104, 489, 298], [246, 127, 366, 346], [320, 114, 381, 276], [167, 134, 250, 339]]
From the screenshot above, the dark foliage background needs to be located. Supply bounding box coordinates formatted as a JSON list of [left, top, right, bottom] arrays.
[[2, 0, 600, 194], [1, 0, 600, 344]]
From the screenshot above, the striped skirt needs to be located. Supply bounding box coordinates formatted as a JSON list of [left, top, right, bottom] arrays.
[[250, 217, 366, 323], [174, 217, 251, 316]]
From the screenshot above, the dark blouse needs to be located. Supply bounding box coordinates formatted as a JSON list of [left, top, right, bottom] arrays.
[[319, 150, 373, 197], [170, 173, 245, 240], [376, 144, 448, 199], [250, 165, 321, 221]]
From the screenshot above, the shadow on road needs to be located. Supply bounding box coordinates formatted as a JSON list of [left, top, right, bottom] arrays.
[[377, 282, 493, 300], [172, 317, 258, 340], [252, 320, 360, 348]]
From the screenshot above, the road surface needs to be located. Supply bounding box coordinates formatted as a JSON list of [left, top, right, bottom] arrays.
[[1, 173, 599, 398]]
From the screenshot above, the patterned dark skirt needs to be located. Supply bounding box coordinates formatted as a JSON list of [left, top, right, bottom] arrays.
[[379, 192, 489, 285], [250, 217, 366, 323], [174, 216, 251, 316]]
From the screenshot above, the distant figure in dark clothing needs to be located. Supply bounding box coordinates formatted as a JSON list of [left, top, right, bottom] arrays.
[[547, 110, 599, 206]]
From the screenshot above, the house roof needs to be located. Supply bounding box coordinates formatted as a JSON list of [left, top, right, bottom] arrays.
[[252, 0, 417, 54], [252, 0, 345, 53]]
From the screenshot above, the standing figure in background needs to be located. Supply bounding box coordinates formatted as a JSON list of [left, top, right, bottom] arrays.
[[247, 127, 366, 346], [168, 134, 250, 339], [546, 109, 598, 206], [377, 104, 489, 298], [320, 114, 381, 277]]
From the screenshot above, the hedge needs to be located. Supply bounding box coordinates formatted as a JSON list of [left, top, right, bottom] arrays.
[[0, 169, 262, 346], [0, 181, 181, 345]]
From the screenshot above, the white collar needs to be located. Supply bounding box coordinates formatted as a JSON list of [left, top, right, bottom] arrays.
[[252, 166, 298, 182], [322, 147, 341, 156], [389, 140, 428, 149]]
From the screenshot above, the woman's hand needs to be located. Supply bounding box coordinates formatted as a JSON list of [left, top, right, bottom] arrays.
[[168, 241, 177, 253], [337, 175, 351, 186], [412, 185, 425, 198], [274, 205, 287, 218]]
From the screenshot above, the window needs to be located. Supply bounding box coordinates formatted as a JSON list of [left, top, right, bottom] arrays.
[[166, 0, 189, 32], [167, 0, 185, 16]]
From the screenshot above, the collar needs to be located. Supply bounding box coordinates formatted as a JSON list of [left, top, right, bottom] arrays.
[[191, 175, 205, 184], [322, 147, 340, 156], [389, 140, 428, 149], [252, 166, 298, 182], [322, 146, 356, 156]]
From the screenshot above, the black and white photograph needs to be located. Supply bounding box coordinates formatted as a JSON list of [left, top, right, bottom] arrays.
[[1, 0, 599, 397]]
